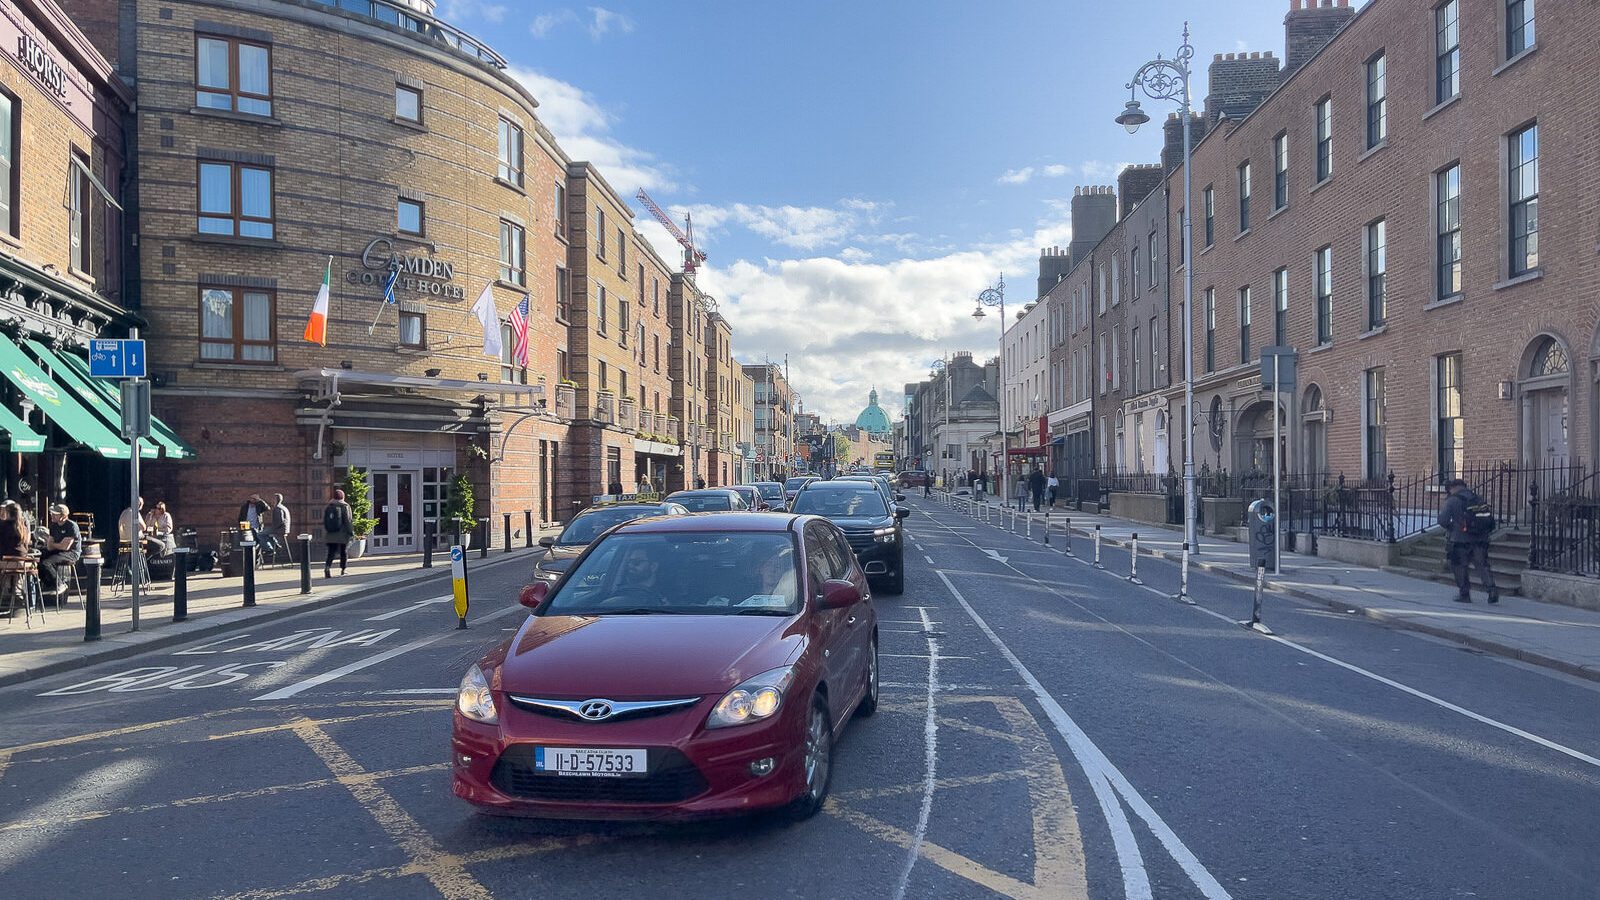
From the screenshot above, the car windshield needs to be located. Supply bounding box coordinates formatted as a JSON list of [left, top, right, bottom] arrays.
[[791, 488, 888, 518], [546, 531, 801, 616], [673, 494, 732, 512], [784, 478, 811, 491], [756, 484, 784, 500], [556, 507, 661, 545]]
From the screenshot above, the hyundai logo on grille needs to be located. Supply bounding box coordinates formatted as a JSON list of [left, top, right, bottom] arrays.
[[577, 700, 615, 720]]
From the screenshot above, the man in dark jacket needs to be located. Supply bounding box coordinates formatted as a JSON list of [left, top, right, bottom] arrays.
[[1438, 478, 1498, 604], [1028, 467, 1046, 512]]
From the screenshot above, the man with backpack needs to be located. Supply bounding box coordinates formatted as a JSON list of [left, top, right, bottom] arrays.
[[322, 489, 354, 578], [1438, 477, 1498, 604]]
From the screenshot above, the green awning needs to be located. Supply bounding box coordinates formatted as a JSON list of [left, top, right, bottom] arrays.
[[0, 337, 132, 458], [25, 340, 157, 458], [0, 402, 44, 452], [47, 345, 195, 460]]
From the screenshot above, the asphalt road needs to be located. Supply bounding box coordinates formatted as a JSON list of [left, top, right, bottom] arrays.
[[1, 499, 1598, 899]]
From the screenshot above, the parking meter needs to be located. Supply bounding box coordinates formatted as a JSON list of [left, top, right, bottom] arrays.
[[1247, 499, 1276, 568]]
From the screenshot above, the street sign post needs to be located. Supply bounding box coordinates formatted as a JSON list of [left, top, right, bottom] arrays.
[[1260, 346, 1299, 575], [90, 336, 152, 627]]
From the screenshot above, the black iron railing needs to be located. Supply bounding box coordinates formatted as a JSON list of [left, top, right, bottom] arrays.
[[1530, 467, 1600, 576]]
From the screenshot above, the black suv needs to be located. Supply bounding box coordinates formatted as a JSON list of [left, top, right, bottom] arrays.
[[789, 479, 909, 594], [533, 501, 687, 584]]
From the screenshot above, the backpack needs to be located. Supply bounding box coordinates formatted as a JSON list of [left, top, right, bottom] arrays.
[[323, 504, 343, 534], [1461, 498, 1496, 537]]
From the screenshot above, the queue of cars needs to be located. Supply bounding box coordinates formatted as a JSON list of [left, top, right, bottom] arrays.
[[452, 475, 912, 823]]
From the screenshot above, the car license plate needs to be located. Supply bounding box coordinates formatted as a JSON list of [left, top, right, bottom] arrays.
[[535, 747, 647, 777]]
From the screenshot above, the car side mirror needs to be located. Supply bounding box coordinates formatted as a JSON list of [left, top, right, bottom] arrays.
[[819, 579, 862, 610], [895, 507, 911, 520], [894, 493, 907, 502], [538, 535, 555, 549], [519, 582, 549, 609]]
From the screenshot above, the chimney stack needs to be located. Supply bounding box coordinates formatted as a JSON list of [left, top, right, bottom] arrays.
[[1284, 0, 1356, 77], [1162, 111, 1208, 174], [1117, 164, 1164, 219], [1068, 186, 1119, 264], [1204, 49, 1282, 126]]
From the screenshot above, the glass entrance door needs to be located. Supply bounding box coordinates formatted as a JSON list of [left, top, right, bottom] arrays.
[[371, 470, 419, 553]]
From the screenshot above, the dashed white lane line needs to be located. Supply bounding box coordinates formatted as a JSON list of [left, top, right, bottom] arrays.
[[891, 607, 942, 900], [936, 570, 1229, 900], [924, 555, 935, 565]]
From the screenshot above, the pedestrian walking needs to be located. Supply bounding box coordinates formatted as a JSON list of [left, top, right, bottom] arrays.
[[695, 475, 707, 490], [922, 473, 932, 497], [1014, 473, 1028, 510], [265, 492, 292, 562], [974, 472, 986, 502], [1046, 473, 1059, 508], [1438, 477, 1498, 604], [1029, 467, 1045, 512], [321, 489, 354, 579]]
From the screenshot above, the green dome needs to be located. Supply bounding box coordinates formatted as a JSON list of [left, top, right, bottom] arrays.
[[855, 388, 892, 435]]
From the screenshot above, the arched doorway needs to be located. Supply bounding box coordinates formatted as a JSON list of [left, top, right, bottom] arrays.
[[1521, 336, 1571, 467], [1301, 385, 1326, 475], [1233, 399, 1285, 476]]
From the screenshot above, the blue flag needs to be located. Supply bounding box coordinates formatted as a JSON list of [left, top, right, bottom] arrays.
[[381, 264, 398, 305]]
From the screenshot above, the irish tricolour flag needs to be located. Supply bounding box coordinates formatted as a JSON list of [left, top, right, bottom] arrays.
[[303, 257, 332, 346]]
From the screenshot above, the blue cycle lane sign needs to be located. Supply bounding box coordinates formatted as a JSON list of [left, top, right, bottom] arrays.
[[89, 339, 147, 378]]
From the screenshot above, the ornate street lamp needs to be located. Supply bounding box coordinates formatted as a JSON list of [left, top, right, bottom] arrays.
[[973, 275, 1006, 503], [1118, 23, 1199, 551]]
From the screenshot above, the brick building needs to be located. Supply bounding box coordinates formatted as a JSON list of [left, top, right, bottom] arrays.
[[743, 361, 793, 480], [668, 274, 712, 489], [1162, 0, 1594, 484]]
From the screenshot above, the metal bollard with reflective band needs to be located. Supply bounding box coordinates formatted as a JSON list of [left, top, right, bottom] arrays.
[[241, 540, 257, 607], [173, 548, 190, 621], [423, 522, 435, 569], [1128, 532, 1142, 584], [298, 534, 313, 594], [478, 519, 489, 559], [525, 510, 534, 548], [83, 558, 103, 642], [504, 513, 513, 553], [1177, 542, 1195, 604], [1043, 512, 1050, 545]]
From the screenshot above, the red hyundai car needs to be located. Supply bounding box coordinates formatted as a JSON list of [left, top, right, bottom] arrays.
[[452, 513, 879, 820]]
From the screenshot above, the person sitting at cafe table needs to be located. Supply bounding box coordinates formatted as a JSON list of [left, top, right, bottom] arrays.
[[40, 503, 80, 594], [119, 496, 161, 557], [0, 499, 32, 615], [144, 500, 175, 557]]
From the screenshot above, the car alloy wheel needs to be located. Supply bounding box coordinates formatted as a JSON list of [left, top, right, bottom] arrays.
[[788, 695, 833, 820], [856, 638, 879, 718]]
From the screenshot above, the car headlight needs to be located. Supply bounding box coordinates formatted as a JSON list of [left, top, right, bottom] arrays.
[[456, 663, 498, 724], [873, 526, 898, 542], [707, 665, 795, 729]]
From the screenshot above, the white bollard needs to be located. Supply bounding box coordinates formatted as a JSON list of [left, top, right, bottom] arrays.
[[1093, 525, 1104, 569], [1128, 532, 1142, 584], [1177, 541, 1194, 604], [1063, 517, 1073, 555]]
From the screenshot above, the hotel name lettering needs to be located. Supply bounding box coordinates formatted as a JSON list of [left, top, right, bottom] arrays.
[[16, 34, 67, 97], [348, 238, 465, 300]]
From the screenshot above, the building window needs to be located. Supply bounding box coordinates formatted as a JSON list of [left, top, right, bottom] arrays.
[[554, 182, 567, 238], [1507, 0, 1535, 57], [1366, 54, 1387, 149], [596, 207, 607, 260], [1436, 163, 1462, 299], [1147, 231, 1158, 286], [69, 151, 91, 276], [498, 219, 524, 285], [1131, 246, 1140, 299], [198, 161, 273, 239], [195, 35, 271, 116], [653, 279, 660, 316], [0, 89, 15, 238], [199, 286, 275, 363], [1509, 124, 1539, 276], [1238, 286, 1252, 364], [1148, 316, 1159, 387], [496, 117, 523, 186], [1315, 98, 1333, 182], [1437, 353, 1464, 477], [1367, 219, 1387, 328], [1203, 185, 1214, 246], [1436, 0, 1460, 105], [1097, 264, 1107, 313], [399, 310, 426, 349], [653, 333, 660, 372], [500, 323, 526, 384], [398, 197, 423, 236], [618, 228, 627, 272], [619, 299, 630, 345], [1204, 287, 1215, 372], [1274, 267, 1288, 346], [555, 266, 570, 321], [1131, 325, 1142, 392], [1238, 162, 1251, 233], [1273, 132, 1288, 210], [1315, 246, 1332, 346], [1111, 256, 1120, 305], [395, 84, 421, 123], [1098, 333, 1108, 393], [597, 283, 608, 334], [1365, 367, 1387, 480]]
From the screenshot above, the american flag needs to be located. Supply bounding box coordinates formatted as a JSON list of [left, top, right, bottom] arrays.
[[508, 296, 530, 368]]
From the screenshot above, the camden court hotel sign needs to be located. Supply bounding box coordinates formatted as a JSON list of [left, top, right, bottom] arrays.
[[347, 237, 465, 300]]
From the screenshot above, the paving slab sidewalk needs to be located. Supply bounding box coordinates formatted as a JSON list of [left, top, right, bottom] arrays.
[[0, 537, 552, 689], [931, 492, 1600, 684]]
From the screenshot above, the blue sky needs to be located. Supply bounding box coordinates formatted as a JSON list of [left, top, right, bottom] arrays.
[[439, 0, 1305, 422]]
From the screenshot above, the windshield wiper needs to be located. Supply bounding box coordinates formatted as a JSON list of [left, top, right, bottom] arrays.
[[732, 608, 793, 616]]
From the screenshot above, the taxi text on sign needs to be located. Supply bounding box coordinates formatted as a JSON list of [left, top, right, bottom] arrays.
[[450, 545, 469, 621]]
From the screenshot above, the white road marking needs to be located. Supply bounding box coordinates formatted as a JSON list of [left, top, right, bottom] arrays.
[[892, 607, 942, 900], [978, 548, 1009, 565], [936, 570, 1231, 900], [882, 653, 973, 660], [365, 596, 452, 621], [369, 688, 457, 696], [924, 555, 935, 565], [254, 604, 527, 701]]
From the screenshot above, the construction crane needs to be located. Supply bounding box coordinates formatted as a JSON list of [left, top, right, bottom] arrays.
[[635, 188, 707, 275]]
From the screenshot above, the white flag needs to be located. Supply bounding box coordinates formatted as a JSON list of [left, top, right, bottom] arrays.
[[470, 283, 502, 358]]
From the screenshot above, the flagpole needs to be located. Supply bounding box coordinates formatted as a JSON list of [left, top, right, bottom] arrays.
[[367, 264, 397, 334]]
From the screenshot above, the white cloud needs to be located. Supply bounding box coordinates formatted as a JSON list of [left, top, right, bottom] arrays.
[[700, 214, 1076, 424], [997, 161, 1117, 186], [507, 66, 674, 193], [440, 0, 507, 23], [530, 10, 575, 37], [587, 7, 636, 39]]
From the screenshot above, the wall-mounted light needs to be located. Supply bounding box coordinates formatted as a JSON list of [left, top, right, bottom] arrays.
[[1498, 380, 1515, 400], [425, 368, 442, 378], [339, 360, 354, 370], [477, 373, 489, 382]]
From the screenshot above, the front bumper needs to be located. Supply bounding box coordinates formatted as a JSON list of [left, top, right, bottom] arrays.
[[451, 698, 807, 820], [842, 531, 900, 575]]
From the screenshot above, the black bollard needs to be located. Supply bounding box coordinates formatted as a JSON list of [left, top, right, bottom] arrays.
[[524, 510, 534, 548], [503, 513, 512, 554], [478, 518, 489, 559], [173, 548, 190, 622], [83, 558, 103, 642], [241, 540, 257, 607], [423, 521, 434, 569], [299, 534, 313, 594]]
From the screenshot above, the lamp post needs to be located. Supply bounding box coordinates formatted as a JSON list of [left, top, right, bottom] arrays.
[[929, 358, 951, 484], [972, 275, 1006, 503], [1116, 23, 1198, 551]]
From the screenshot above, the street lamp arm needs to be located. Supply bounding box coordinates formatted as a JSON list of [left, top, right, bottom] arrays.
[[1126, 24, 1194, 104]]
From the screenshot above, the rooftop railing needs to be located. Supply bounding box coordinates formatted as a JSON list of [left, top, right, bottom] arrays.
[[307, 0, 508, 68]]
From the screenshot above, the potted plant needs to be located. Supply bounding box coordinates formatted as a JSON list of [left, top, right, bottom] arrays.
[[342, 468, 380, 559], [443, 473, 477, 547]]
